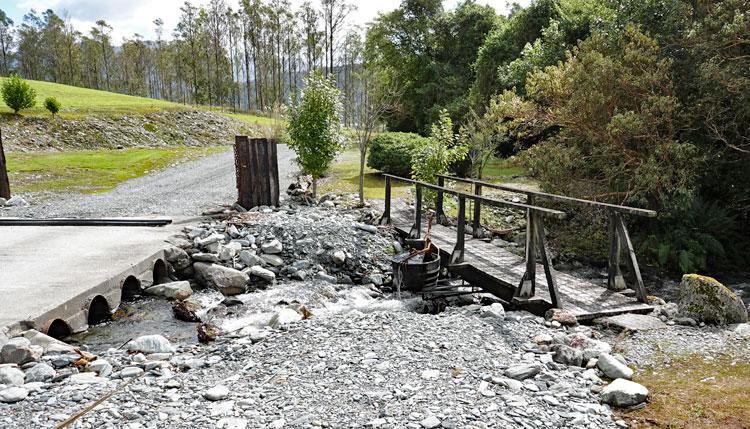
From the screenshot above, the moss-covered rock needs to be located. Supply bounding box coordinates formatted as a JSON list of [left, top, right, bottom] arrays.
[[678, 274, 748, 325]]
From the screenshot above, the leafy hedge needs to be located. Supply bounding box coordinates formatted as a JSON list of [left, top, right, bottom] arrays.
[[367, 132, 430, 176]]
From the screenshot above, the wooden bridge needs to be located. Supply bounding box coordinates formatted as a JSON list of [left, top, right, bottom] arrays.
[[380, 174, 656, 321]]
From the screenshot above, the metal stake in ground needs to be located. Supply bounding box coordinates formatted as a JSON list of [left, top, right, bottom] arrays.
[[0, 128, 11, 199]]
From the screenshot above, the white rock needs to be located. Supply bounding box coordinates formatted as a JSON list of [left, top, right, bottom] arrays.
[[597, 353, 633, 380], [144, 281, 193, 300], [120, 367, 144, 378], [420, 369, 440, 380], [261, 239, 283, 254], [127, 335, 175, 354], [0, 365, 25, 386], [0, 386, 28, 403], [601, 378, 649, 407], [5, 196, 28, 207], [420, 415, 441, 428], [86, 359, 113, 377], [479, 303, 505, 320], [70, 372, 108, 384], [204, 384, 230, 401], [268, 308, 302, 329], [332, 250, 346, 265]]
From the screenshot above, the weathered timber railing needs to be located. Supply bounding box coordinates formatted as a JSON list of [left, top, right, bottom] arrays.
[[380, 174, 567, 307], [437, 174, 656, 303]]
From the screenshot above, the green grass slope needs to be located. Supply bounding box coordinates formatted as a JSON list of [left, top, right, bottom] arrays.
[[0, 77, 271, 126]]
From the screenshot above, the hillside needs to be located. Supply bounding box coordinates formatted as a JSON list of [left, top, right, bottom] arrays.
[[0, 79, 277, 151]]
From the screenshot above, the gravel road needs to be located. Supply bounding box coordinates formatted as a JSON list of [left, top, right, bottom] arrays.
[[0, 145, 297, 218]]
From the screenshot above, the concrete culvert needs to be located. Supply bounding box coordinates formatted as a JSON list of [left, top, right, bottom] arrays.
[[153, 259, 168, 285], [121, 275, 142, 302], [88, 295, 111, 325], [46, 319, 72, 340]]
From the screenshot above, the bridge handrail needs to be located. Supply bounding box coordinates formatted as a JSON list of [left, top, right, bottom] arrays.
[[437, 174, 656, 217], [383, 174, 566, 219]]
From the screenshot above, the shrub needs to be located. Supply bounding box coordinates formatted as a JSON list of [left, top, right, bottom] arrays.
[[367, 132, 430, 176], [143, 123, 157, 132], [411, 110, 468, 186], [287, 72, 343, 198], [1, 75, 36, 114], [44, 97, 61, 117]]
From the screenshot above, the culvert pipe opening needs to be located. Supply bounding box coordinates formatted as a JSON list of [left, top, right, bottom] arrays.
[[121, 275, 142, 302], [88, 295, 111, 325]]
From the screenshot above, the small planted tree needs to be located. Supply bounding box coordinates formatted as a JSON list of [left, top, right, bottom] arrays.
[[287, 72, 343, 199], [1, 75, 36, 115], [44, 97, 61, 118]]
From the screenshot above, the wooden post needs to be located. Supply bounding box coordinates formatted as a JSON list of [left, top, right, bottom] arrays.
[[451, 195, 466, 265], [472, 183, 482, 238], [380, 175, 391, 225], [436, 176, 447, 224], [516, 195, 537, 299], [535, 213, 560, 308], [0, 128, 10, 200], [607, 210, 626, 291], [409, 184, 422, 239], [234, 136, 279, 209], [615, 213, 648, 302]]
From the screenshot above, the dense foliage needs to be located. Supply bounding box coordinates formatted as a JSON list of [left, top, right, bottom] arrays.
[[287, 73, 343, 198], [1, 74, 35, 114], [411, 110, 468, 186], [367, 132, 429, 177]]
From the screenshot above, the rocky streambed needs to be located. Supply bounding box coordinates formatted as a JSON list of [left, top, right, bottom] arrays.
[[0, 194, 749, 429]]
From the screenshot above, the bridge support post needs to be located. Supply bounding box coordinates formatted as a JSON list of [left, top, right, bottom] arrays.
[[607, 210, 626, 291], [380, 176, 392, 225], [516, 198, 537, 299], [409, 184, 422, 239], [450, 195, 466, 265], [472, 183, 482, 238], [436, 176, 448, 224], [614, 212, 648, 303]]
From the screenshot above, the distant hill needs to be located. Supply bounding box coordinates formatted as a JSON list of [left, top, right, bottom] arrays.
[[0, 79, 279, 151]]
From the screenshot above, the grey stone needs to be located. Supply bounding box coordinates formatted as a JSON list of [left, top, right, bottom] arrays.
[[86, 359, 113, 377], [0, 386, 28, 403], [551, 344, 583, 367], [601, 379, 648, 407], [24, 363, 55, 383], [120, 367, 144, 378], [239, 250, 262, 267], [0, 365, 25, 386], [268, 308, 302, 329], [261, 239, 283, 254], [1, 337, 42, 365], [594, 314, 667, 332], [5, 196, 28, 207], [164, 246, 191, 271], [597, 353, 633, 380], [332, 250, 346, 265], [144, 281, 193, 300], [260, 254, 284, 267], [194, 262, 249, 296], [505, 364, 542, 380], [192, 253, 220, 263], [127, 335, 175, 354], [248, 265, 276, 282], [420, 415, 441, 428]]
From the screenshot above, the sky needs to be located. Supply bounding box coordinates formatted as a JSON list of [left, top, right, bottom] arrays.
[[3, 0, 528, 42]]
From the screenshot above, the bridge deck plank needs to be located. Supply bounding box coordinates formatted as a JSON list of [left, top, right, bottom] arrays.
[[391, 209, 652, 320]]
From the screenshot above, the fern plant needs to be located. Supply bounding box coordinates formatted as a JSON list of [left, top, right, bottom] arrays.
[[640, 198, 734, 273]]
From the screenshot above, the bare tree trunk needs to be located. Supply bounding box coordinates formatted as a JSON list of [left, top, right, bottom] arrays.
[[312, 177, 317, 200], [358, 146, 366, 206], [0, 129, 11, 199]]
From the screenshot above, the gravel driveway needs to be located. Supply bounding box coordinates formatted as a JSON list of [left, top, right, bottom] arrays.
[[1, 145, 297, 218]]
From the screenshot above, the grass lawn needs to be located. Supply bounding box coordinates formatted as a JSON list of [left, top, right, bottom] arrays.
[[623, 355, 750, 429], [319, 147, 528, 201], [6, 146, 229, 194], [0, 78, 270, 125]]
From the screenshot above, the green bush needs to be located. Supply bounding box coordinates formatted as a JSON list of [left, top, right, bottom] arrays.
[[1, 75, 36, 114], [640, 198, 736, 274], [143, 122, 157, 132], [367, 132, 430, 176], [44, 97, 61, 117]]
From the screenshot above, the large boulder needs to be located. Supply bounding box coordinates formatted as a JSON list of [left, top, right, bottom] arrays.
[[164, 246, 191, 271], [601, 379, 649, 407], [0, 365, 25, 386], [597, 353, 633, 380], [127, 335, 175, 354], [678, 274, 748, 325], [0, 337, 42, 365], [24, 362, 56, 383], [194, 262, 249, 296], [144, 281, 193, 300]]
